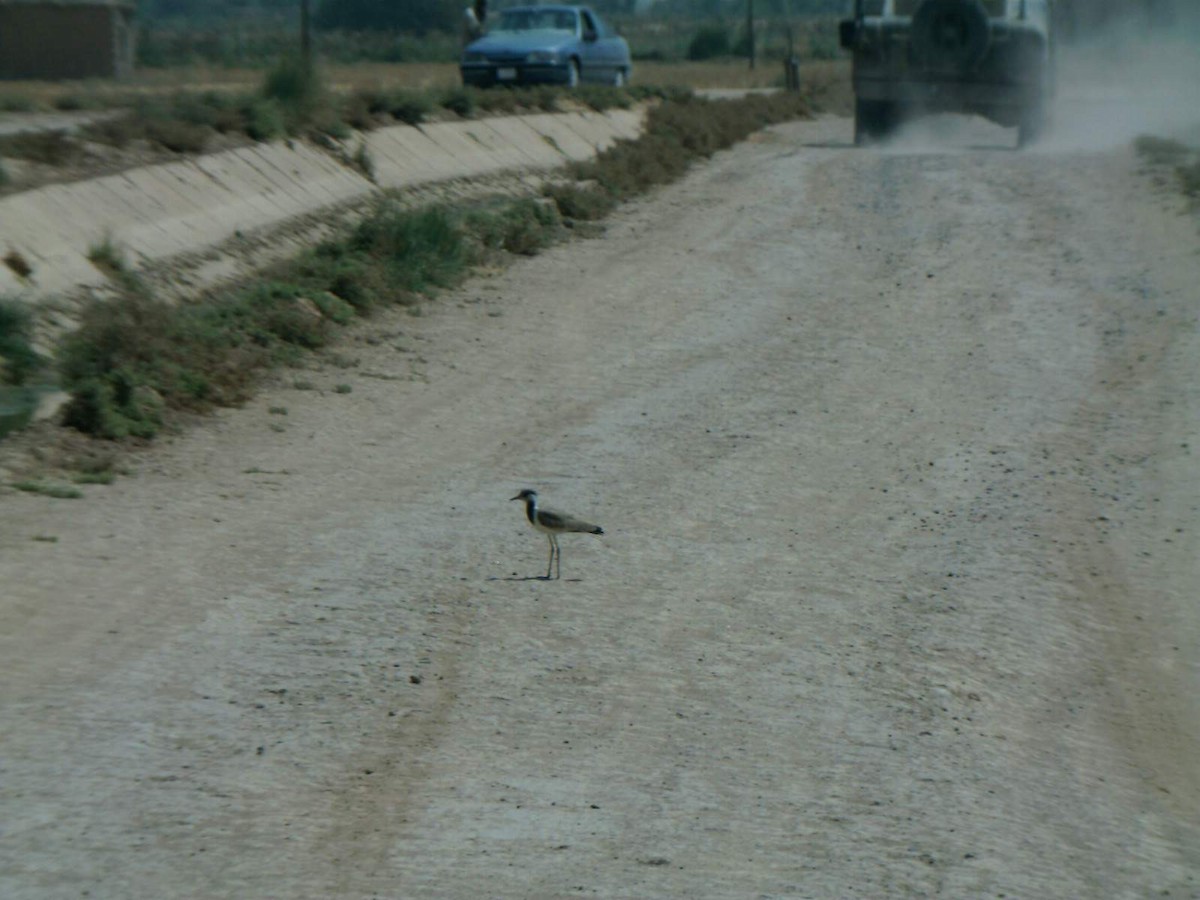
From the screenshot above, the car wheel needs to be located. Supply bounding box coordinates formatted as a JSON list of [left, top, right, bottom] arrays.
[[1017, 101, 1047, 149], [1017, 65, 1052, 149], [911, 0, 991, 74], [566, 59, 581, 89], [854, 99, 897, 145], [612, 67, 627, 88]]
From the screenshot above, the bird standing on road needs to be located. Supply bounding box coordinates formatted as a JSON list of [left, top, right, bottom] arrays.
[[510, 489, 604, 580]]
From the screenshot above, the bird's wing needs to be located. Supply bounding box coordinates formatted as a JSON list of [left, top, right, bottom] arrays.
[[539, 508, 601, 534]]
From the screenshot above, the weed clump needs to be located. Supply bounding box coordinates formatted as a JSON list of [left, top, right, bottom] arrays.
[[13, 481, 83, 499], [58, 277, 342, 438], [1135, 133, 1200, 203], [262, 55, 327, 123], [1134, 135, 1190, 167], [544, 183, 617, 221], [4, 250, 33, 280], [245, 99, 287, 141], [0, 130, 79, 166], [58, 203, 483, 438], [1180, 159, 1200, 200], [0, 299, 41, 386], [687, 25, 731, 61], [465, 198, 562, 256], [546, 90, 809, 220], [350, 205, 467, 296], [56, 90, 812, 442], [438, 88, 475, 119]]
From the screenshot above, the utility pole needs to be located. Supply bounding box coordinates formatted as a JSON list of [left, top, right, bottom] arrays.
[[300, 0, 312, 67], [746, 0, 755, 69]]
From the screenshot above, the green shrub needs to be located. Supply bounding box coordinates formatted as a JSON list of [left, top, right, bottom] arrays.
[[0, 130, 80, 166], [1134, 134, 1200, 201], [807, 23, 841, 60], [352, 140, 375, 180], [573, 91, 809, 204], [261, 54, 331, 131], [575, 86, 633, 112], [687, 25, 731, 61], [211, 104, 249, 134], [3, 250, 32, 279], [1134, 134, 1190, 166], [466, 198, 561, 256], [0, 299, 41, 386], [81, 113, 146, 148], [732, 26, 755, 59], [439, 88, 475, 119], [74, 470, 115, 485], [500, 200, 561, 255], [13, 481, 83, 499], [55, 91, 815, 442], [86, 236, 151, 298], [87, 234, 128, 275], [263, 55, 323, 109], [145, 116, 211, 153], [522, 85, 563, 112], [473, 88, 522, 116], [58, 280, 337, 438], [0, 94, 37, 113], [313, 291, 355, 324], [545, 183, 617, 221], [1180, 159, 1200, 200], [350, 205, 467, 295], [53, 92, 104, 112], [294, 246, 380, 313], [164, 91, 222, 128], [245, 98, 287, 140], [61, 370, 164, 440], [388, 91, 434, 125], [341, 92, 376, 130]]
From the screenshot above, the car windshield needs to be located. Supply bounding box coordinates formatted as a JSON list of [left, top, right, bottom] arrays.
[[491, 8, 578, 34]]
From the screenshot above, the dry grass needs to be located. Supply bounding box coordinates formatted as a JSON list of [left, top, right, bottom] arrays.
[[636, 61, 792, 89], [0, 63, 461, 110], [0, 59, 849, 110], [1135, 134, 1200, 204], [55, 88, 816, 441]]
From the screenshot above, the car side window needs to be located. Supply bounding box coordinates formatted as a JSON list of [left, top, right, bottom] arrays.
[[581, 10, 598, 37]]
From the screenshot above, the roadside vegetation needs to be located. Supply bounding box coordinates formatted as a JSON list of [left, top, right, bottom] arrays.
[[0, 299, 46, 443], [0, 66, 652, 172], [1, 19, 818, 453], [1135, 134, 1200, 203], [50, 89, 810, 441], [131, 17, 843, 70], [0, 299, 41, 387]]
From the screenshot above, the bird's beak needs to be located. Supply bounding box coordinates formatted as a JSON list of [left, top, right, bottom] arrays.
[[509, 494, 521, 501]]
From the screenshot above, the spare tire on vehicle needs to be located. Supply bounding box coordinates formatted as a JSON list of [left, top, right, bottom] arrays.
[[910, 0, 991, 74]]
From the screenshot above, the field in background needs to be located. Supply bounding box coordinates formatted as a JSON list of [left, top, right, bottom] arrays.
[[0, 59, 850, 112]]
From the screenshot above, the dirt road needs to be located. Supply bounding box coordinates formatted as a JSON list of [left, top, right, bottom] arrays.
[[3, 111, 1199, 898]]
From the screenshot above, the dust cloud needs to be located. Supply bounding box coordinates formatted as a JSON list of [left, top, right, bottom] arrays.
[[1046, 14, 1200, 152], [869, 11, 1200, 154]]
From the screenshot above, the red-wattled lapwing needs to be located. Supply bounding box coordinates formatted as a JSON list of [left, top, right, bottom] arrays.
[[510, 489, 604, 580]]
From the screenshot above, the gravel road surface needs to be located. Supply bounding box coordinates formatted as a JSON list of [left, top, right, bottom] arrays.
[[2, 110, 1199, 898]]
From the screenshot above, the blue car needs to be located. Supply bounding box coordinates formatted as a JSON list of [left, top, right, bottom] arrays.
[[461, 5, 632, 89]]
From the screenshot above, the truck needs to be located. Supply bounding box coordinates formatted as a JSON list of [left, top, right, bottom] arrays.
[[839, 0, 1056, 147]]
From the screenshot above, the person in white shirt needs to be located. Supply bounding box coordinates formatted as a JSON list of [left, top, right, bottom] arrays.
[[463, 0, 488, 46]]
